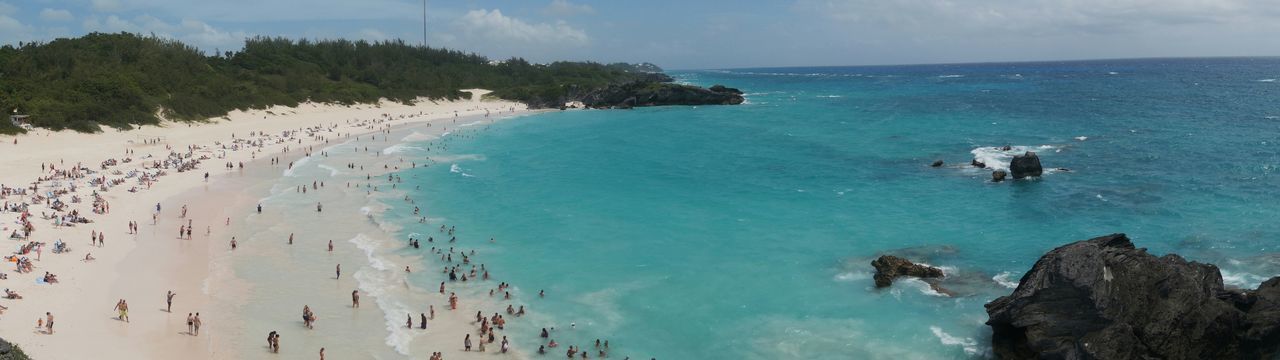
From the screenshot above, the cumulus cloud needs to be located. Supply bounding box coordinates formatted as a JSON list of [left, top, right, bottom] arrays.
[[39, 8, 75, 22], [545, 0, 594, 17], [456, 9, 588, 46], [81, 14, 246, 53]]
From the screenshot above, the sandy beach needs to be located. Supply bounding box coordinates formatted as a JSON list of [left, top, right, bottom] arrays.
[[0, 90, 539, 359]]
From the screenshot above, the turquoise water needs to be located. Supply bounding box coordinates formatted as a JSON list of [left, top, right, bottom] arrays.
[[383, 58, 1280, 359]]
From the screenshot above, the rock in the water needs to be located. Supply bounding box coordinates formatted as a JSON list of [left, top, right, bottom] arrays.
[[992, 170, 1007, 182], [1009, 151, 1043, 179], [985, 233, 1280, 359], [930, 160, 944, 167], [871, 255, 944, 288], [971, 158, 986, 168]]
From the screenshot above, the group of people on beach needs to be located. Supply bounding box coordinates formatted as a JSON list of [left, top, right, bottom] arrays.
[[0, 103, 647, 359]]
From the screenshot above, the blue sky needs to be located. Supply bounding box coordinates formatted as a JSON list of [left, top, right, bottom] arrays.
[[2, 0, 1279, 69]]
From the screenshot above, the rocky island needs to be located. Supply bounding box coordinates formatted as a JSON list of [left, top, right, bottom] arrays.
[[986, 234, 1280, 359]]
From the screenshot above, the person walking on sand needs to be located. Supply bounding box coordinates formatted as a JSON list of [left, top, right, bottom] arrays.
[[193, 312, 202, 335], [187, 313, 195, 334], [328, 240, 334, 252], [114, 299, 129, 322], [45, 312, 54, 334], [335, 264, 341, 279], [319, 347, 325, 360], [167, 291, 176, 312]]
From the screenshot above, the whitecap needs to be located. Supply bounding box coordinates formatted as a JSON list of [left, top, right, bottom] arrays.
[[1074, 136, 1088, 141], [1221, 269, 1272, 288], [1107, 71, 1119, 75], [938, 74, 965, 78], [834, 271, 870, 282], [969, 145, 1055, 172], [449, 164, 475, 178], [993, 271, 1019, 289], [317, 164, 342, 176], [1257, 79, 1277, 82], [930, 326, 981, 355], [283, 156, 311, 177], [382, 144, 423, 155], [347, 234, 417, 355], [400, 131, 437, 142]]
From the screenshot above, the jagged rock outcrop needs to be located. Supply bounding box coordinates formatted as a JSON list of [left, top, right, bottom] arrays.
[[579, 80, 744, 109], [1009, 152, 1043, 179], [992, 170, 1007, 182], [871, 255, 944, 288], [985, 233, 1280, 359]]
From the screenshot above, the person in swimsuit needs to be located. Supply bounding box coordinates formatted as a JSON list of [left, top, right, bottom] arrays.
[[166, 291, 176, 312]]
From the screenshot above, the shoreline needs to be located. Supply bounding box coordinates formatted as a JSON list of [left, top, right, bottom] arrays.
[[0, 91, 540, 359]]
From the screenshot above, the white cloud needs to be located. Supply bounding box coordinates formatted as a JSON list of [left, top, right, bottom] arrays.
[[359, 28, 389, 42], [39, 8, 74, 22], [545, 0, 594, 17], [180, 19, 248, 52], [0, 2, 16, 15], [80, 14, 246, 53], [456, 9, 588, 46]]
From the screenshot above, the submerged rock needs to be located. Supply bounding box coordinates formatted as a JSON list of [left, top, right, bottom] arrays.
[[930, 160, 944, 167], [985, 233, 1280, 359], [871, 255, 944, 288], [992, 170, 1007, 182], [1009, 151, 1043, 179]]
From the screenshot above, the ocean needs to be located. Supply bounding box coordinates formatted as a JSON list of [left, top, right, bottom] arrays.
[[242, 58, 1280, 359]]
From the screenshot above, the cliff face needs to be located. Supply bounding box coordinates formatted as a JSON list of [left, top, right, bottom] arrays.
[[985, 234, 1280, 359]]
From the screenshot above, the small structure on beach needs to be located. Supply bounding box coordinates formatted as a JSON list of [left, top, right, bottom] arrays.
[[9, 114, 32, 130]]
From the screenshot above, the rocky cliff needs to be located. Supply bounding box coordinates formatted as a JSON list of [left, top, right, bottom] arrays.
[[985, 234, 1280, 359]]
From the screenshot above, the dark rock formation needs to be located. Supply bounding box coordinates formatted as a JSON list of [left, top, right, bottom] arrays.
[[985, 234, 1280, 359], [930, 160, 944, 167], [579, 80, 744, 109], [871, 255, 944, 288], [992, 170, 1007, 182], [971, 159, 986, 168], [1009, 152, 1043, 179]]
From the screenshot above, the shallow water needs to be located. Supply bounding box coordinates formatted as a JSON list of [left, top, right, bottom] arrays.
[[248, 58, 1280, 359]]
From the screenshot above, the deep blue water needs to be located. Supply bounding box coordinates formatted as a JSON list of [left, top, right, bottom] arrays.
[[384, 58, 1280, 359]]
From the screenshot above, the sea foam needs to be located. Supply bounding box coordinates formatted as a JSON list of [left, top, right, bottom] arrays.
[[969, 145, 1055, 172]]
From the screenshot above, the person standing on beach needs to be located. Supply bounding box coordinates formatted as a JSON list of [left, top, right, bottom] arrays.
[[45, 312, 53, 334], [193, 313, 202, 335], [166, 291, 176, 312], [336, 264, 341, 279], [328, 240, 334, 252], [187, 313, 195, 334], [352, 290, 360, 308], [319, 347, 325, 360]]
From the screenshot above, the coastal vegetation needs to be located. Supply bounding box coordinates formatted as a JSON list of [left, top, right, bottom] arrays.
[[0, 32, 665, 134]]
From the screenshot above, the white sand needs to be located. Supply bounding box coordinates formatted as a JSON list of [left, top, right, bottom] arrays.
[[0, 90, 536, 359]]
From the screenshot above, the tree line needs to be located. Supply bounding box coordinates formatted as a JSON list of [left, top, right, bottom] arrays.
[[0, 32, 657, 133]]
